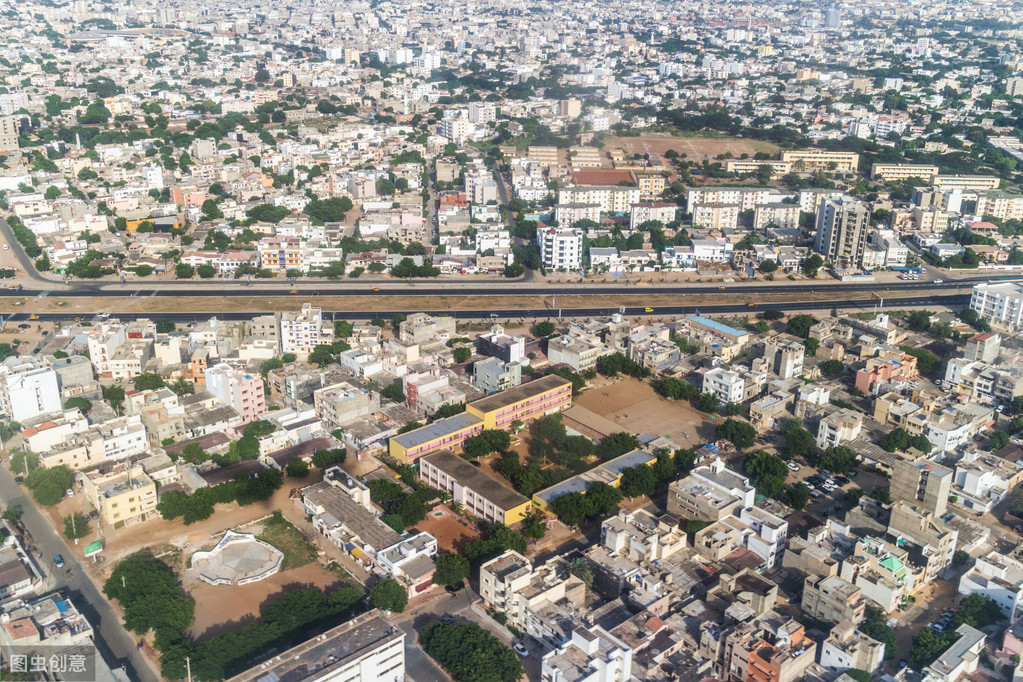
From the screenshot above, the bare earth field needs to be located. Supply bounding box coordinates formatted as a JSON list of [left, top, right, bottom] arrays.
[[575, 376, 718, 449], [603, 134, 779, 161], [411, 504, 482, 554], [187, 562, 342, 641]]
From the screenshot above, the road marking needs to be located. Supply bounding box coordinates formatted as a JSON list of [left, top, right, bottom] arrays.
[[36, 291, 49, 299]]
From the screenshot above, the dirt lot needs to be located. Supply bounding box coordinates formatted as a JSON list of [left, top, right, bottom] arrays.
[[575, 376, 718, 449], [187, 562, 343, 641], [603, 134, 779, 161], [411, 503, 481, 554]]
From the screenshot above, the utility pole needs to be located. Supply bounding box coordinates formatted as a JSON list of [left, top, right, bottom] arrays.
[[185, 656, 191, 682]]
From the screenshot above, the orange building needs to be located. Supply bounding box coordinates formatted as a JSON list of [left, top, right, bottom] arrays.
[[747, 622, 816, 682]]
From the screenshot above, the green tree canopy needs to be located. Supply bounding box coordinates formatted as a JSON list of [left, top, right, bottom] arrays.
[[369, 578, 408, 613]]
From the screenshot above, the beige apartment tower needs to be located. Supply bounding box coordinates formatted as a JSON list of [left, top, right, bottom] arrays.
[[890, 457, 953, 517]]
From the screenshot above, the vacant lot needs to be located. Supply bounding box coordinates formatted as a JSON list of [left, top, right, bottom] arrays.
[[604, 134, 779, 161], [575, 376, 718, 448], [411, 503, 482, 554], [187, 562, 342, 640], [257, 512, 318, 571]]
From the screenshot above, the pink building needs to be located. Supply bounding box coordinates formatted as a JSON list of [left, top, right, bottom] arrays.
[[204, 363, 266, 423]]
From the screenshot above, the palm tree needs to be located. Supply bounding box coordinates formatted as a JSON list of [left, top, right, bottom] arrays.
[[568, 557, 593, 587]]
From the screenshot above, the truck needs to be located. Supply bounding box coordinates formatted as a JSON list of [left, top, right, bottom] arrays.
[[6, 284, 22, 291]]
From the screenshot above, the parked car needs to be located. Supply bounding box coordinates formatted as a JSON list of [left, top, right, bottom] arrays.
[[53, 555, 64, 568], [514, 643, 529, 657], [439, 615, 454, 624], [786, 462, 800, 472]]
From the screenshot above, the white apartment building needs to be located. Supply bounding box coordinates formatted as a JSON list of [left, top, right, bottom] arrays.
[[958, 552, 1023, 621], [691, 238, 735, 262], [686, 187, 776, 213], [0, 358, 61, 423], [739, 505, 789, 568], [538, 227, 583, 271], [280, 303, 324, 356], [204, 363, 266, 423], [468, 102, 496, 125], [970, 282, 1023, 332], [440, 117, 471, 143], [558, 185, 641, 214], [541, 625, 634, 682], [816, 409, 863, 449]]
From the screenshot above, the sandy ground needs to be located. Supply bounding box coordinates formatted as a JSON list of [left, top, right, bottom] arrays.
[[187, 562, 343, 641], [411, 504, 481, 554], [603, 134, 779, 161], [574, 376, 718, 449]]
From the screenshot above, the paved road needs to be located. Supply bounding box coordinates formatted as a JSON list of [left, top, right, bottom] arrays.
[[0, 464, 158, 682], [0, 294, 974, 325], [393, 588, 475, 682], [0, 276, 994, 299]]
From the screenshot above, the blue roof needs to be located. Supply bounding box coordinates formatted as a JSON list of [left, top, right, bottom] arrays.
[[689, 316, 748, 338]]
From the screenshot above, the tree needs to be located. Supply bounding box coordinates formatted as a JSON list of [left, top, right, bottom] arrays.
[[1, 505, 22, 523], [802, 253, 824, 277], [382, 514, 405, 534], [990, 431, 1010, 452], [656, 377, 698, 400], [420, 622, 523, 682], [781, 418, 816, 458], [907, 310, 932, 332], [870, 487, 891, 503], [64, 397, 92, 412], [860, 607, 897, 659], [394, 493, 428, 527], [382, 380, 407, 404], [532, 321, 556, 338], [901, 346, 941, 378], [820, 359, 844, 376], [24, 465, 75, 506], [254, 67, 270, 83], [952, 594, 1005, 628], [910, 628, 959, 669], [742, 450, 788, 499], [846, 487, 865, 506], [763, 310, 785, 321], [818, 446, 859, 475], [803, 337, 820, 357], [63, 513, 90, 540], [334, 320, 354, 338], [783, 484, 810, 510], [549, 492, 591, 526], [716, 419, 757, 448], [103, 552, 194, 639], [196, 263, 216, 278], [692, 391, 719, 413], [369, 578, 408, 613], [568, 557, 594, 586], [174, 263, 195, 279], [787, 314, 818, 338], [103, 384, 125, 412], [453, 346, 472, 363], [237, 435, 260, 460], [155, 319, 177, 334], [760, 259, 778, 273], [619, 464, 658, 498], [312, 448, 346, 468], [286, 459, 310, 477], [308, 344, 336, 367], [595, 432, 640, 461], [586, 482, 623, 516], [433, 552, 470, 587], [133, 373, 165, 391]]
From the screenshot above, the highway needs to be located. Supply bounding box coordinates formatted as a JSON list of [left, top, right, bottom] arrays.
[[0, 294, 973, 322], [0, 464, 158, 682], [0, 277, 993, 299]]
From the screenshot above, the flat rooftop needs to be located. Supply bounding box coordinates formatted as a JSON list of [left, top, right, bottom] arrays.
[[226, 611, 403, 682], [468, 374, 571, 415], [390, 411, 482, 449], [422, 449, 529, 511]]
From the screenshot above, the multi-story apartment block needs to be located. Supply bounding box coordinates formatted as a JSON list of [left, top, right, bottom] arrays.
[[398, 312, 457, 345], [538, 227, 583, 270], [781, 150, 859, 171], [814, 198, 870, 268], [820, 620, 885, 674], [226, 611, 405, 682], [476, 326, 526, 364], [541, 625, 634, 682], [0, 115, 19, 153], [692, 203, 741, 230], [701, 366, 766, 405], [629, 201, 678, 229], [801, 575, 866, 624], [870, 164, 940, 181], [667, 460, 755, 522], [558, 185, 641, 213], [280, 303, 324, 356], [472, 357, 522, 395], [975, 190, 1023, 221], [313, 382, 381, 429], [389, 375, 572, 463], [420, 449, 531, 525], [0, 357, 61, 423], [816, 409, 863, 449], [82, 464, 157, 528], [762, 339, 804, 379], [205, 363, 266, 423], [970, 282, 1023, 332], [600, 509, 687, 563], [891, 457, 953, 517]]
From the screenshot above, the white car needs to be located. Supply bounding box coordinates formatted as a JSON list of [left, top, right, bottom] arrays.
[[2, 244, 8, 250], [933, 279, 943, 284], [786, 462, 800, 472], [514, 643, 529, 657]]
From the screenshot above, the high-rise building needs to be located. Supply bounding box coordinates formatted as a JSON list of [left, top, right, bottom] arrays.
[[0, 116, 20, 153], [204, 363, 266, 423], [970, 281, 1023, 332], [280, 303, 324, 356], [537, 227, 583, 271], [814, 198, 870, 269], [825, 7, 841, 28], [890, 457, 953, 517]]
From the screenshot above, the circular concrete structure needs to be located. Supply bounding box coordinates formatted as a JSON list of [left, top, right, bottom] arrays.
[[190, 530, 283, 586]]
